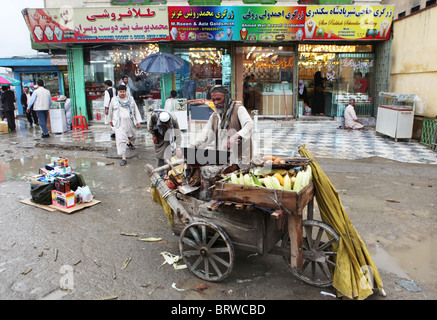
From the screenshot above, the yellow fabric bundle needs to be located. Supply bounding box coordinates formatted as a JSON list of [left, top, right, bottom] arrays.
[[151, 187, 174, 229], [299, 145, 384, 300]]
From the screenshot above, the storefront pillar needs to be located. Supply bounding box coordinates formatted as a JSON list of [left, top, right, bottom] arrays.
[[159, 43, 172, 108], [67, 45, 88, 120]]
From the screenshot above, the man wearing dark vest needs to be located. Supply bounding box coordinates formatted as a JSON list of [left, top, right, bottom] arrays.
[[191, 85, 253, 166], [104, 80, 117, 139]]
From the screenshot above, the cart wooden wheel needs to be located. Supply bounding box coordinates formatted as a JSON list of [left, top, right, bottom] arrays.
[[179, 220, 235, 282], [282, 220, 340, 287]]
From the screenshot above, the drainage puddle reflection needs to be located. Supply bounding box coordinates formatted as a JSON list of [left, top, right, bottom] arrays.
[[0, 155, 114, 183]]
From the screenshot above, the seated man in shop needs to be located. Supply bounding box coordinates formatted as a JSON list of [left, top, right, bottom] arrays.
[[190, 85, 253, 167], [344, 98, 364, 130]]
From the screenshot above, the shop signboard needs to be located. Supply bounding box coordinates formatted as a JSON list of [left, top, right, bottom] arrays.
[[168, 5, 393, 42], [168, 6, 306, 42], [22, 7, 170, 44], [303, 5, 394, 40]]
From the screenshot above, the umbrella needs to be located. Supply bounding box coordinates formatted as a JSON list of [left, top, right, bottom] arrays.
[[0, 75, 20, 86], [138, 52, 185, 74], [138, 52, 186, 103]]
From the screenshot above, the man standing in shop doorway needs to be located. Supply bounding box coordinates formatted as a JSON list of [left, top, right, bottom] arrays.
[[27, 79, 52, 138], [191, 85, 253, 167]]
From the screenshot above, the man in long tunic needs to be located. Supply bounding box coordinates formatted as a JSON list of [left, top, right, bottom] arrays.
[[108, 85, 142, 166], [344, 98, 364, 130], [148, 110, 182, 167], [191, 85, 253, 166]]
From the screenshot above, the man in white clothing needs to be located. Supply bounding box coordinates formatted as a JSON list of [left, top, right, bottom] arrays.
[[344, 98, 364, 130], [104, 80, 117, 139], [164, 90, 178, 113], [119, 75, 132, 98], [27, 79, 52, 138], [108, 85, 142, 166], [191, 85, 253, 166]]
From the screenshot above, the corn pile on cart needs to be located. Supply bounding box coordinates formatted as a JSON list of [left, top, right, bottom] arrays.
[[145, 158, 340, 288]]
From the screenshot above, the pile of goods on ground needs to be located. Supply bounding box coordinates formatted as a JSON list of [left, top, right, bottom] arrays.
[[29, 156, 92, 209]]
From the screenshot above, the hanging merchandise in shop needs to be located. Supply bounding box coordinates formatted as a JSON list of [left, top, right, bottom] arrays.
[[22, 6, 170, 43]]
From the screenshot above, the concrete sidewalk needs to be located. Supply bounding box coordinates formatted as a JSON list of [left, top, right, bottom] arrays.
[[2, 116, 436, 165]]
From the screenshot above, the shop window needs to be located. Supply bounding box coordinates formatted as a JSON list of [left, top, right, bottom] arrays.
[[411, 5, 421, 13], [20, 73, 60, 97], [188, 0, 222, 4], [112, 0, 167, 5], [83, 43, 160, 122], [234, 46, 294, 115], [174, 47, 230, 101], [243, 0, 276, 4], [298, 44, 375, 117]]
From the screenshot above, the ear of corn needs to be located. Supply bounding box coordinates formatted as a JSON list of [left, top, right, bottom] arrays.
[[274, 173, 284, 186], [243, 174, 253, 186], [230, 173, 239, 184], [270, 176, 283, 190], [293, 170, 304, 192], [283, 174, 292, 191], [263, 176, 275, 189]]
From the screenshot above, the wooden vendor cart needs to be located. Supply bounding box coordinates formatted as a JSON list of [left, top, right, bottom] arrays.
[[145, 157, 340, 288]]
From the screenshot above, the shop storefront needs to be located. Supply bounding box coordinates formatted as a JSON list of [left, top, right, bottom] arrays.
[[83, 43, 161, 121], [22, 4, 393, 122], [0, 55, 67, 114], [298, 44, 375, 117]]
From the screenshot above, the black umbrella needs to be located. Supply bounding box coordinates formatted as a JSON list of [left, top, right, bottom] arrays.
[[138, 52, 185, 74], [138, 52, 186, 101]]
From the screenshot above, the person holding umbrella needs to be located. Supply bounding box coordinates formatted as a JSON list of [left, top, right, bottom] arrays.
[[108, 85, 142, 166], [1, 85, 16, 132]]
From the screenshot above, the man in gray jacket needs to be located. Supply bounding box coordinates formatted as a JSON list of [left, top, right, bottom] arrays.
[[27, 79, 52, 138]]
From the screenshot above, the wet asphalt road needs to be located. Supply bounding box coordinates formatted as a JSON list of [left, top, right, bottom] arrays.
[[0, 121, 436, 302]]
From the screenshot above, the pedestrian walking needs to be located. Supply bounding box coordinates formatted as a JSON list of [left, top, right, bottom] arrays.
[[27, 79, 52, 138], [108, 85, 142, 166], [1, 85, 17, 132], [119, 75, 132, 98], [103, 80, 117, 139], [21, 86, 38, 126]]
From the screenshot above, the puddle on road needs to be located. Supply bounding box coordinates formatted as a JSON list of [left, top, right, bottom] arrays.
[[368, 233, 436, 283], [0, 154, 114, 183]]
